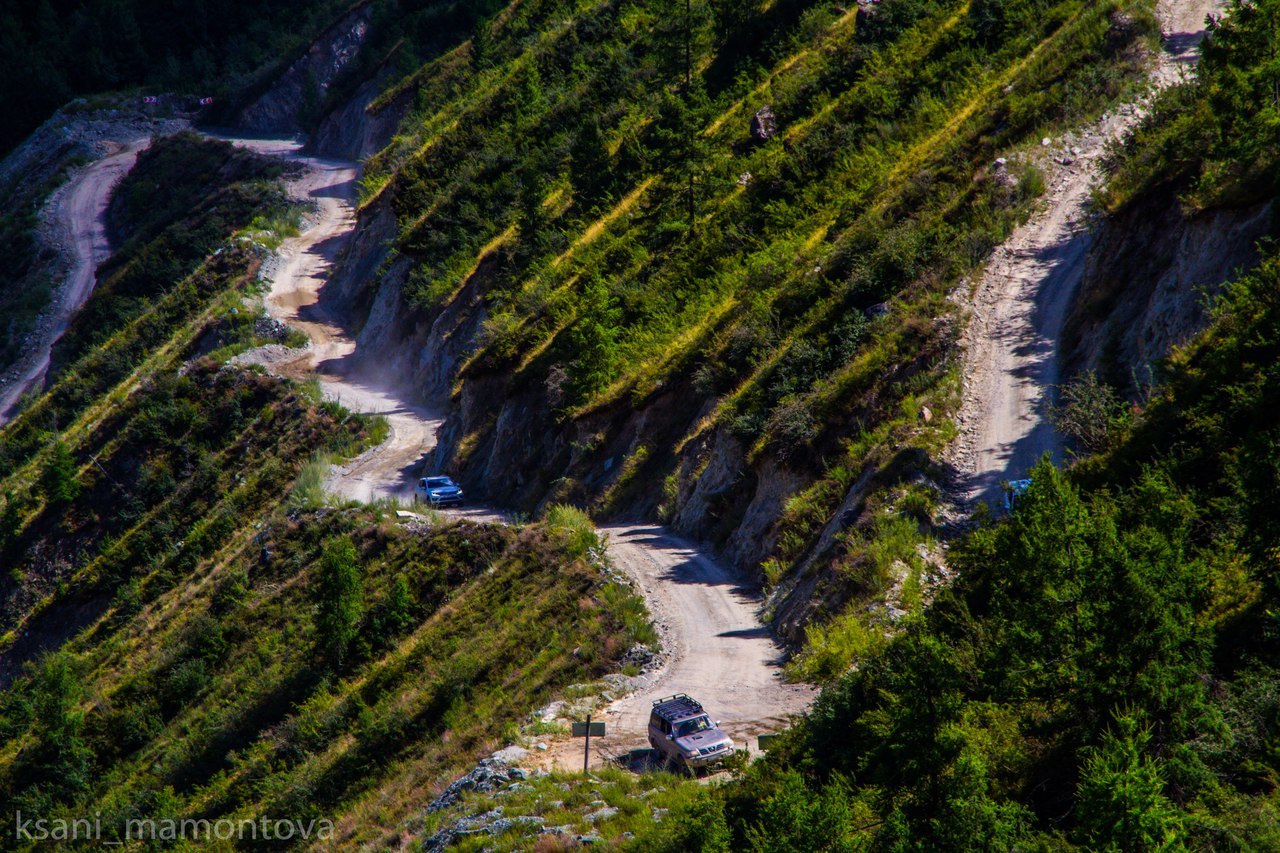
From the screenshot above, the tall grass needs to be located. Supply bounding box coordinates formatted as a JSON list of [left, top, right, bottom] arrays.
[[544, 503, 602, 559], [290, 451, 336, 509]]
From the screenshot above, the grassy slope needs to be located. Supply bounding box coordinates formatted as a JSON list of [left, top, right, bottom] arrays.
[[0, 146, 87, 372], [429, 115, 1280, 853], [619, 6, 1280, 847], [0, 511, 654, 850]]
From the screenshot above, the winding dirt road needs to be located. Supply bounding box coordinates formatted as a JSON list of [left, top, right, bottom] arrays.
[[216, 136, 446, 505], [953, 0, 1221, 508], [224, 135, 811, 756], [0, 141, 148, 423]]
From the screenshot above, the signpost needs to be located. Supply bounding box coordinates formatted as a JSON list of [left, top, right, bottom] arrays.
[[571, 715, 606, 771]]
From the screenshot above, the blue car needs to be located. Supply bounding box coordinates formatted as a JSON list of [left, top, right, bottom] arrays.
[[1002, 478, 1032, 512], [415, 475, 464, 507]]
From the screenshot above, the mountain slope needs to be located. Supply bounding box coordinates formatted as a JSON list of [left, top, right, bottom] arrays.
[[313, 0, 1163, 668]]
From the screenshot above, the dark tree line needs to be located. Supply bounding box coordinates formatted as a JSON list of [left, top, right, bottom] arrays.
[[0, 0, 350, 155]]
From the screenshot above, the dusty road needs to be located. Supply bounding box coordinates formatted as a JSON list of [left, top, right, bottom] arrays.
[[227, 136, 811, 756], [953, 0, 1221, 508], [0, 141, 148, 423], [219, 135, 446, 504]]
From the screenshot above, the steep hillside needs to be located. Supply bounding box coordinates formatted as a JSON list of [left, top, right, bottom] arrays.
[[430, 10, 1280, 839], [1063, 0, 1280, 398], [0, 509, 653, 849], [0, 122, 656, 851], [314, 0, 1162, 663], [0, 134, 364, 679], [4, 0, 1280, 845], [597, 0, 1280, 847]]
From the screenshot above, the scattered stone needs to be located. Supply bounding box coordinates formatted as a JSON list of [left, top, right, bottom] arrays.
[[1041, 137, 1052, 147], [421, 808, 545, 852], [737, 172, 753, 186], [587, 806, 619, 823], [992, 157, 1008, 169], [621, 643, 658, 668], [425, 753, 525, 812], [491, 745, 530, 765], [868, 302, 891, 318], [919, 405, 933, 423], [535, 700, 566, 722], [253, 315, 292, 342], [578, 833, 604, 845]]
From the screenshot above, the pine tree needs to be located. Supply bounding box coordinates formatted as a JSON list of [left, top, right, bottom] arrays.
[[40, 441, 81, 507], [1076, 710, 1186, 851]]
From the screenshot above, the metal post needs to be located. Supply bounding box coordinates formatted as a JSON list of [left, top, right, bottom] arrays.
[[583, 713, 591, 773]]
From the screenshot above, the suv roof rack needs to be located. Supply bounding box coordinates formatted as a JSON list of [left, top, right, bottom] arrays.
[[651, 693, 705, 721]]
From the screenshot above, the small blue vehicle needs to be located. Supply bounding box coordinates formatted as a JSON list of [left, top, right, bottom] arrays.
[[415, 475, 464, 507], [1003, 478, 1032, 512]]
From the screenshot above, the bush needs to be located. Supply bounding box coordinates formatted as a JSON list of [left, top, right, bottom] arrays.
[[544, 503, 601, 559], [1051, 371, 1131, 454], [40, 441, 81, 507], [315, 535, 364, 666]]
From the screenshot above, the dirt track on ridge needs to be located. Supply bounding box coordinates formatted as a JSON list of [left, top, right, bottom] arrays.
[[952, 0, 1222, 508], [0, 141, 148, 423]]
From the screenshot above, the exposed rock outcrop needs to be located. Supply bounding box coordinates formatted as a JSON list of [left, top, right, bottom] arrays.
[[1063, 187, 1274, 394], [232, 3, 374, 135], [309, 72, 413, 160]]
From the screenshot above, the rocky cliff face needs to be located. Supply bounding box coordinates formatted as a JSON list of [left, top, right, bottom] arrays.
[[310, 72, 412, 160], [233, 3, 374, 136], [1063, 187, 1275, 393]]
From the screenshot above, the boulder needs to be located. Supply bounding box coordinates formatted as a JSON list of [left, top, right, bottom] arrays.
[[751, 107, 777, 141]]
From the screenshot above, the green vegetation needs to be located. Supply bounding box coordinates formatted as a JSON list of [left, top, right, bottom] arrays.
[[1103, 0, 1280, 209], [53, 132, 293, 371], [0, 118, 654, 851], [8, 0, 1280, 845], [315, 535, 364, 666], [0, 148, 84, 371], [0, 508, 654, 849], [422, 764, 732, 850]]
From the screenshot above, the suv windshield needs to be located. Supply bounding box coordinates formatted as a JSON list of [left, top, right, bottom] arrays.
[[675, 716, 713, 737], [425, 478, 451, 488]]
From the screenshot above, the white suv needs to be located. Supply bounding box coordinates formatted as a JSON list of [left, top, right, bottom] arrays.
[[647, 694, 734, 771]]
